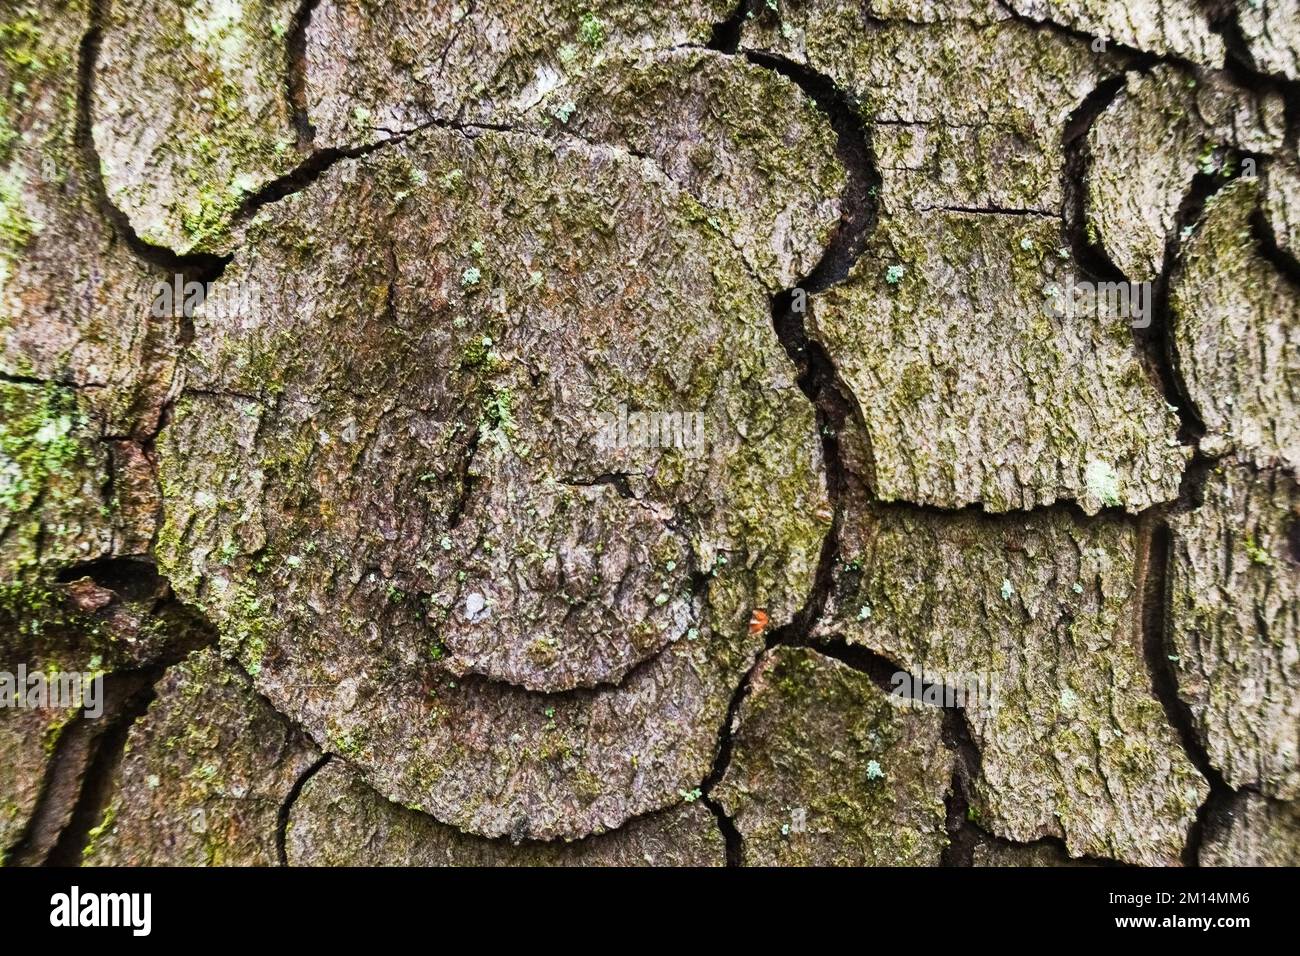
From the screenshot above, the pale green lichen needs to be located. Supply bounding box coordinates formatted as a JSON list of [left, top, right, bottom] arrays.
[[0, 383, 89, 518], [1085, 459, 1123, 507], [0, 167, 33, 263], [577, 12, 606, 48]]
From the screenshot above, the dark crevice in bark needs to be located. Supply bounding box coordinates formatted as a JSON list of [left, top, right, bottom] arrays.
[[917, 204, 1057, 218], [696, 16, 1006, 864], [1006, 0, 1299, 136], [859, 487, 1149, 526], [963, 822, 1127, 867], [76, 0, 225, 513], [750, 47, 880, 634], [1062, 74, 1128, 279], [706, 0, 750, 55], [6, 669, 155, 867], [1200, 0, 1300, 138], [787, 632, 897, 689], [742, 53, 878, 293], [1060, 67, 1231, 450], [276, 754, 332, 866], [800, 633, 983, 753], [802, 633, 988, 867], [993, 0, 1167, 71], [1061, 70, 1169, 402], [1061, 71, 1202, 441], [699, 793, 742, 867], [697, 654, 749, 866], [692, 27, 887, 863], [564, 473, 635, 499], [53, 556, 165, 604], [1136, 516, 1234, 867], [42, 671, 159, 866], [287, 0, 323, 152], [1148, 171, 1240, 444], [236, 135, 418, 224], [0, 371, 103, 389], [1288, 515, 1300, 565], [445, 426, 484, 529], [235, 115, 492, 227], [1173, 452, 1222, 514], [940, 766, 977, 867], [16, 576, 221, 866], [938, 706, 983, 867], [1184, 787, 1240, 867], [1249, 176, 1300, 286]]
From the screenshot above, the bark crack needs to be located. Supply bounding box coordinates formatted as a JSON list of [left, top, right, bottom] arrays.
[[276, 754, 332, 866], [286, 0, 324, 152], [6, 571, 219, 866]]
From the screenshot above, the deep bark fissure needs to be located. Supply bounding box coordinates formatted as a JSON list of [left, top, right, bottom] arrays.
[[1249, 170, 1300, 285], [0, 371, 104, 389], [1200, 0, 1300, 138], [43, 0, 1282, 865], [691, 15, 892, 864], [706, 0, 749, 55], [41, 670, 160, 867], [4, 558, 220, 865], [3, 669, 150, 866], [1061, 66, 1247, 857], [1136, 516, 1233, 867], [995, 0, 1197, 76], [1149, 170, 1245, 444], [53, 556, 165, 603], [286, 0, 324, 152], [276, 754, 332, 866]]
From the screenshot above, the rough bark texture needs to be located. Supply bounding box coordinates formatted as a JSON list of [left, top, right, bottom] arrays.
[[1168, 461, 1300, 799], [814, 490, 1207, 865], [4, 0, 1299, 866], [714, 646, 954, 866], [286, 761, 724, 866], [82, 647, 319, 866], [1199, 791, 1300, 866]]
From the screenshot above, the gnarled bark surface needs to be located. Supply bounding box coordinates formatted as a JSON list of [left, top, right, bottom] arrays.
[[3, 0, 1299, 866]]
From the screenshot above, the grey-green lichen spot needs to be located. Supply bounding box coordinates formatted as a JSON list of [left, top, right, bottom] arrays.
[[1168, 461, 1300, 799], [92, 0, 302, 254], [1171, 179, 1300, 469], [811, 211, 1186, 513], [286, 762, 724, 866], [156, 125, 829, 840], [82, 647, 320, 866], [1087, 65, 1285, 283], [0, 382, 113, 578], [714, 646, 954, 866], [815, 492, 1207, 865], [303, 0, 732, 145]]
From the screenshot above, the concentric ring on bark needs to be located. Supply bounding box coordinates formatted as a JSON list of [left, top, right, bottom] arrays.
[[157, 126, 830, 839]]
